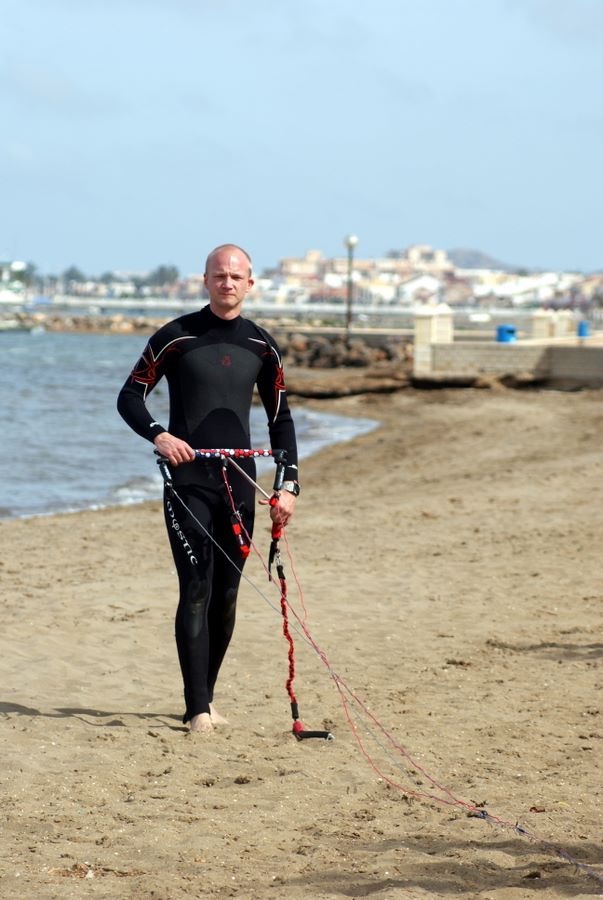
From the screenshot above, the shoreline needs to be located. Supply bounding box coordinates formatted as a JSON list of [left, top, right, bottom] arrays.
[[2, 400, 380, 521], [2, 387, 602, 898]]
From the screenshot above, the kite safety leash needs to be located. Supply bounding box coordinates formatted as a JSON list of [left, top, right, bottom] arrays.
[[268, 455, 333, 742]]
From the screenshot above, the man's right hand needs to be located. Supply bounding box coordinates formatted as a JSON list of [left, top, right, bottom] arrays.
[[153, 432, 196, 466]]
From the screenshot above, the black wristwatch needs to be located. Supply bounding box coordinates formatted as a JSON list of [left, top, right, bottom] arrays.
[[281, 480, 301, 496]]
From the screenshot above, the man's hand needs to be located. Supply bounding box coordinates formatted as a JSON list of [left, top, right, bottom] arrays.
[[153, 432, 196, 466], [260, 490, 296, 528]]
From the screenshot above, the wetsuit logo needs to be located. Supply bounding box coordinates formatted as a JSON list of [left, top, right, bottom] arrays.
[[166, 500, 198, 565], [221, 355, 232, 366]]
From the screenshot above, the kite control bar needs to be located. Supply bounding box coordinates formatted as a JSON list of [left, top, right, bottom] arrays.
[[193, 448, 280, 460], [156, 448, 286, 494], [156, 454, 174, 491], [193, 448, 287, 495], [155, 447, 333, 742]]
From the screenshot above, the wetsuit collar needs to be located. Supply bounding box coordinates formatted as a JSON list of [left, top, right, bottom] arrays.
[[203, 304, 243, 329]]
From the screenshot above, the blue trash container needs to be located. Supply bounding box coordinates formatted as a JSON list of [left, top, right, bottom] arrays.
[[577, 320, 590, 338], [496, 324, 517, 343]]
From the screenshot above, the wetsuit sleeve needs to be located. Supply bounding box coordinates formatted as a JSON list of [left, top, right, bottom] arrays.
[[117, 329, 171, 442], [255, 332, 299, 483]]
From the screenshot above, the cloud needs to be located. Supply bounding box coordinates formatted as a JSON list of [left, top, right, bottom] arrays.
[[1, 139, 36, 167], [506, 0, 603, 45], [6, 63, 77, 108], [2, 61, 125, 118]]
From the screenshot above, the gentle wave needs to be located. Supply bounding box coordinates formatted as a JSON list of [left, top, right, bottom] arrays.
[[0, 331, 377, 519]]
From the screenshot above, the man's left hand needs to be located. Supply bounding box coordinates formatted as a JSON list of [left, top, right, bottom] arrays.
[[260, 490, 296, 528]]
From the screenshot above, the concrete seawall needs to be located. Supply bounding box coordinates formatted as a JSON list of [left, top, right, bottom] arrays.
[[419, 340, 603, 388]]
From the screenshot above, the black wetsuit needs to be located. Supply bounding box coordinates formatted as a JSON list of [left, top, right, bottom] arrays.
[[117, 305, 298, 721]]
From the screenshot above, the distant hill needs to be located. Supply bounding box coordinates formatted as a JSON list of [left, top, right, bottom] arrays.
[[447, 248, 517, 271]]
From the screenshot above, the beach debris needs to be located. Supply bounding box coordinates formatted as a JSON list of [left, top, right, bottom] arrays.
[[49, 861, 145, 878]]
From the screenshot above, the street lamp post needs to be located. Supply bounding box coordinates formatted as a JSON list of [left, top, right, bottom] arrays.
[[344, 234, 358, 347]]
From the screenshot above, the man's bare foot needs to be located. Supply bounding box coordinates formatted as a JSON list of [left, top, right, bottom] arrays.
[[189, 713, 213, 733], [209, 704, 229, 725]]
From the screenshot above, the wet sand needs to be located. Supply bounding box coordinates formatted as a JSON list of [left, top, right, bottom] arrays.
[[1, 386, 601, 898]]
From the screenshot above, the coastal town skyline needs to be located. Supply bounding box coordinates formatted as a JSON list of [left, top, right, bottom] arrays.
[[3, 239, 602, 283], [3, 1, 603, 275], [3, 242, 601, 311]]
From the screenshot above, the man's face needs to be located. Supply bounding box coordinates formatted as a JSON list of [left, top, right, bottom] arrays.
[[204, 249, 254, 319]]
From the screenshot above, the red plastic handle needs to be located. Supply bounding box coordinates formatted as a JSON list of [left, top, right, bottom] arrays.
[[268, 495, 281, 539]]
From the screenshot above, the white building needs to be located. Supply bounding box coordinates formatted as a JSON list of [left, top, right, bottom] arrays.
[[396, 274, 443, 306], [473, 272, 583, 306]]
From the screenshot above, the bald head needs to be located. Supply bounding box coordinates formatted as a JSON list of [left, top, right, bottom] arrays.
[[204, 244, 253, 277], [203, 244, 255, 320]]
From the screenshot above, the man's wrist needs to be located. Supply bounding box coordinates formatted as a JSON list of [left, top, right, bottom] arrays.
[[281, 480, 300, 496], [151, 426, 167, 442]]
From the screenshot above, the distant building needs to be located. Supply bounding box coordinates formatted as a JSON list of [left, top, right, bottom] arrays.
[[472, 272, 583, 306], [406, 244, 454, 274], [396, 274, 442, 306], [0, 260, 27, 287], [277, 249, 325, 279], [580, 274, 603, 302]]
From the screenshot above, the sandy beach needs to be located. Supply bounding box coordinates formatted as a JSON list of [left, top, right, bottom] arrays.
[[1, 385, 601, 899]]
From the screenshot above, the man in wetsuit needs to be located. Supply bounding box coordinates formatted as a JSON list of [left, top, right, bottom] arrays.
[[117, 244, 299, 733]]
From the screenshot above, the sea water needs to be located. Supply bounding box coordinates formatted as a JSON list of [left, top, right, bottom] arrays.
[[0, 330, 377, 519]]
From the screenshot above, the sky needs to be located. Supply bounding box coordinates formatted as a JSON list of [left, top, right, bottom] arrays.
[[2, 0, 602, 276]]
